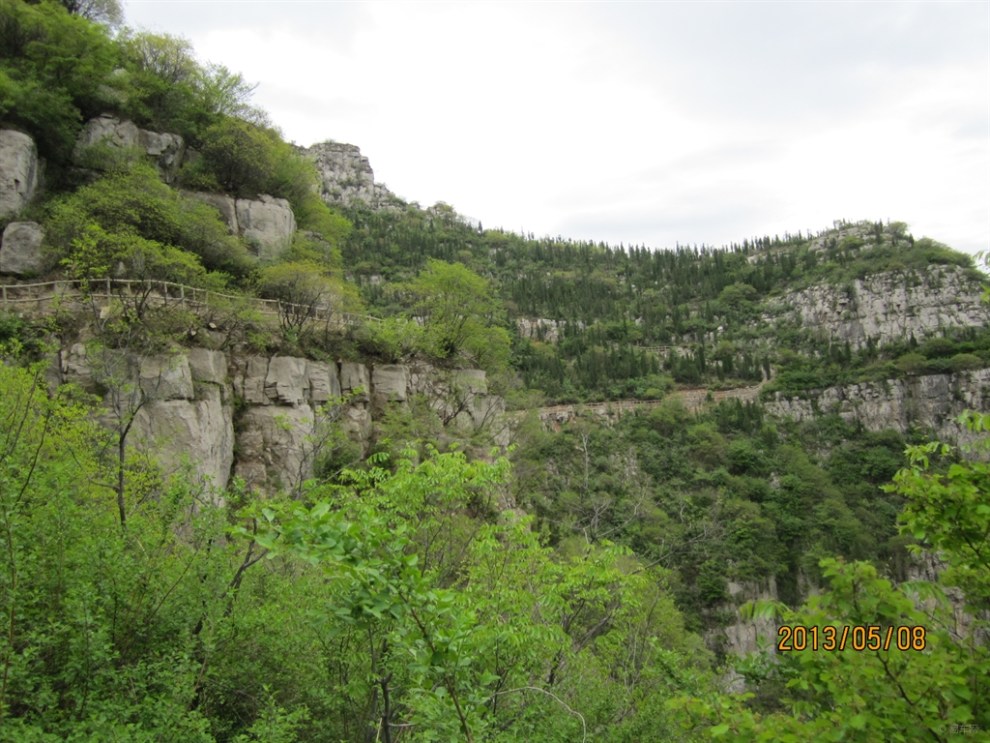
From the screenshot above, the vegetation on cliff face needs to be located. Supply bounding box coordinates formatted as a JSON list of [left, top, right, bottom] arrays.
[[0, 351, 987, 740], [1, 2, 988, 740]]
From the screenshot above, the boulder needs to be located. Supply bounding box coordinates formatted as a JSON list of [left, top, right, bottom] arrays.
[[183, 191, 238, 234], [0, 221, 45, 276], [235, 195, 296, 260], [74, 115, 185, 182], [0, 130, 40, 218]]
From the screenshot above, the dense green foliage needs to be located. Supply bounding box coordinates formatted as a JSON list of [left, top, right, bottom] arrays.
[[340, 207, 983, 401], [2, 4, 989, 740], [0, 360, 714, 740], [672, 416, 990, 742], [1, 351, 987, 741], [511, 401, 914, 629]]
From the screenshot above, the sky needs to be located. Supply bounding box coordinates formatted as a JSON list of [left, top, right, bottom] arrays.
[[123, 1, 990, 255]]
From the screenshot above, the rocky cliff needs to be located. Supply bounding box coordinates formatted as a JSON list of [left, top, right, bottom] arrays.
[[771, 265, 989, 350], [766, 368, 990, 448], [302, 141, 401, 210], [55, 344, 507, 497]]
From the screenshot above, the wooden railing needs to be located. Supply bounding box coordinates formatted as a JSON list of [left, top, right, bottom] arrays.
[[0, 278, 381, 329]]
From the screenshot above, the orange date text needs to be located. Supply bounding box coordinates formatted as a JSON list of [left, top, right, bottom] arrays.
[[776, 625, 926, 652]]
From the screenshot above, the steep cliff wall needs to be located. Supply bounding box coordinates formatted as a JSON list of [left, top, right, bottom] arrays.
[[765, 368, 990, 447], [56, 345, 506, 497], [770, 265, 989, 350], [302, 141, 401, 210]]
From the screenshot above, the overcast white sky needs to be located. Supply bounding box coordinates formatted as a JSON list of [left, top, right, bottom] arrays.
[[123, 1, 989, 255]]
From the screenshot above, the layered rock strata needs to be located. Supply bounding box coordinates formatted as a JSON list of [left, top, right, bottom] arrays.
[[56, 346, 505, 496]]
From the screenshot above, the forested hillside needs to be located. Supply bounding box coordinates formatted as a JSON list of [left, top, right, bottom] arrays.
[[1, 2, 988, 740]]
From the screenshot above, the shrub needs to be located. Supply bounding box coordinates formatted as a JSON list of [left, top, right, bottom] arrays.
[[46, 162, 254, 278], [947, 352, 983, 373]]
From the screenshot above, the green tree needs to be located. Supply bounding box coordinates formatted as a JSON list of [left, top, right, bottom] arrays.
[[256, 260, 362, 337], [56, 0, 122, 26], [407, 259, 510, 370], [46, 161, 254, 278], [187, 117, 278, 196]]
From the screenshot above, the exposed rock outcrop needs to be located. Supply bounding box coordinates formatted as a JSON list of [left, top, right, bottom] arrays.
[[183, 191, 239, 234], [234, 195, 295, 260], [772, 266, 989, 350], [303, 141, 400, 210], [0, 130, 40, 218], [0, 221, 45, 276], [372, 364, 409, 409], [234, 404, 317, 493], [56, 344, 507, 496], [129, 350, 234, 493], [516, 317, 565, 343], [182, 191, 296, 258], [56, 346, 235, 494], [766, 368, 990, 447], [707, 578, 780, 658], [132, 387, 234, 493], [74, 114, 185, 182]]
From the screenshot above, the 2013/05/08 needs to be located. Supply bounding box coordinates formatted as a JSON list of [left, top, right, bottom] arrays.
[[777, 625, 927, 652]]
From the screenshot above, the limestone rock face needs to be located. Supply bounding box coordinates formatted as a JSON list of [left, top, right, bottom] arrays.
[[307, 360, 341, 404], [302, 141, 399, 210], [516, 317, 564, 343], [131, 387, 234, 493], [706, 578, 780, 659], [187, 348, 228, 385], [234, 405, 316, 493], [139, 355, 194, 401], [340, 403, 372, 444], [0, 130, 40, 218], [371, 364, 409, 409], [54, 346, 235, 494], [772, 266, 990, 350], [340, 362, 371, 401], [0, 221, 45, 276], [234, 356, 271, 405], [265, 356, 309, 405], [58, 347, 508, 496], [75, 115, 140, 151], [130, 352, 234, 494], [766, 368, 990, 447], [75, 115, 185, 182], [58, 343, 97, 392], [234, 195, 296, 260], [183, 191, 238, 234], [137, 128, 185, 180]]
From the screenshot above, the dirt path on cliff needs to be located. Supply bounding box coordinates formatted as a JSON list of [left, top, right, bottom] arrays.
[[517, 380, 768, 428]]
